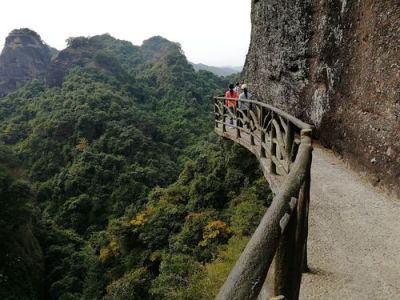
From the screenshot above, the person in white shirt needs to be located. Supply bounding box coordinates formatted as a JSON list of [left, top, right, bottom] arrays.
[[234, 82, 241, 95], [238, 84, 252, 127]]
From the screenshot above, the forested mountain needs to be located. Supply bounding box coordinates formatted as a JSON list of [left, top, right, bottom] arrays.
[[190, 63, 242, 77], [0, 30, 270, 299]]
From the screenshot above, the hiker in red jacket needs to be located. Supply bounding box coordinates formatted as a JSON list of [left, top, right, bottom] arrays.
[[225, 84, 238, 125]]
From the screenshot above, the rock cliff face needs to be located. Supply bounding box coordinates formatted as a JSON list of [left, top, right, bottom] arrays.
[[45, 36, 101, 86], [244, 0, 400, 197], [0, 29, 52, 97]]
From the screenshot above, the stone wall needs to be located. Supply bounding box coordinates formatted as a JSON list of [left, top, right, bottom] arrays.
[[243, 0, 400, 197]]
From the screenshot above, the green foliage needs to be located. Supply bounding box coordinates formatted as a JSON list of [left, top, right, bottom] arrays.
[[229, 179, 272, 235], [230, 198, 265, 235], [104, 267, 151, 300], [0, 33, 271, 299], [183, 236, 250, 299], [101, 139, 270, 297], [0, 149, 43, 300], [171, 210, 217, 258], [0, 145, 32, 238], [0, 171, 31, 234], [150, 254, 202, 299]]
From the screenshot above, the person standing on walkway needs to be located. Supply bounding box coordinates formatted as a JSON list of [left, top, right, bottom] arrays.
[[239, 84, 252, 127], [234, 82, 241, 95], [225, 83, 238, 125]]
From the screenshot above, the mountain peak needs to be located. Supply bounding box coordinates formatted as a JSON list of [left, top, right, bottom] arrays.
[[141, 36, 182, 61], [0, 28, 52, 97]]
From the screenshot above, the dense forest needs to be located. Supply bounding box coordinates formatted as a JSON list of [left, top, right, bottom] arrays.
[[0, 32, 270, 299]]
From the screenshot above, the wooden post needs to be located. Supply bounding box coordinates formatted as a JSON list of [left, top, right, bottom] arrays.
[[302, 177, 311, 273], [222, 100, 227, 133], [236, 105, 241, 139], [250, 109, 256, 145], [261, 107, 266, 157], [270, 114, 277, 174], [285, 121, 294, 171], [274, 197, 298, 300], [214, 98, 218, 129], [301, 147, 312, 273], [292, 129, 313, 296], [274, 129, 312, 300]]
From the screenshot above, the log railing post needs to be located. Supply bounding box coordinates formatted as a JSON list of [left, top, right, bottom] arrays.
[[236, 104, 241, 139], [299, 167, 311, 273], [274, 129, 312, 300], [270, 113, 277, 174], [250, 107, 256, 145], [222, 100, 227, 133], [251, 131, 255, 146], [285, 121, 294, 171], [260, 107, 266, 158], [274, 197, 298, 300], [215, 98, 219, 128], [298, 131, 312, 273]]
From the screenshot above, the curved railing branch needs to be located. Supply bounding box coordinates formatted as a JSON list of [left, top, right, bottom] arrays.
[[214, 97, 313, 130], [213, 97, 313, 300]]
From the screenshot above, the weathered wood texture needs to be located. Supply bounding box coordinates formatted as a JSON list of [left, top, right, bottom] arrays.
[[214, 97, 313, 300]]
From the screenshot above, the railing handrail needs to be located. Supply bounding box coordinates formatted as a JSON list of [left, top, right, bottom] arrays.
[[215, 130, 312, 300], [214, 97, 313, 130], [213, 96, 313, 300]]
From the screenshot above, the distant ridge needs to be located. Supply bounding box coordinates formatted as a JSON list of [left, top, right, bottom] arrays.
[[191, 62, 242, 76], [0, 29, 191, 96]]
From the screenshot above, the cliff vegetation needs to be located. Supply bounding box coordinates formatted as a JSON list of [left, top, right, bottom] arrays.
[[0, 30, 270, 299]]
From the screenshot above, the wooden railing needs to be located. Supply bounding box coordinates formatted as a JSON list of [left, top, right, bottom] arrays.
[[214, 97, 313, 300]]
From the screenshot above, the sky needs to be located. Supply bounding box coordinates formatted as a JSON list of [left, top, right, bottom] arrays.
[[0, 0, 251, 67]]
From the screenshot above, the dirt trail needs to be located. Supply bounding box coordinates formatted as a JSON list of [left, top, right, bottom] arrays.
[[299, 146, 400, 299]]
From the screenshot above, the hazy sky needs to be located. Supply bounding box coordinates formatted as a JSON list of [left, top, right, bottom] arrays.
[[0, 0, 251, 67]]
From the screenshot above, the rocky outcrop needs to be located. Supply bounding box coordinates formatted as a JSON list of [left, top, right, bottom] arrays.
[[243, 0, 400, 197], [0, 29, 52, 97], [45, 36, 99, 86], [0, 30, 186, 91]]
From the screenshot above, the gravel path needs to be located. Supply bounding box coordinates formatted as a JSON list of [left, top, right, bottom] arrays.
[[299, 146, 400, 299]]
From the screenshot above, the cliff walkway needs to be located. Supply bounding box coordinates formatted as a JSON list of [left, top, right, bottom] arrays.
[[213, 97, 400, 300], [299, 145, 400, 299]]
